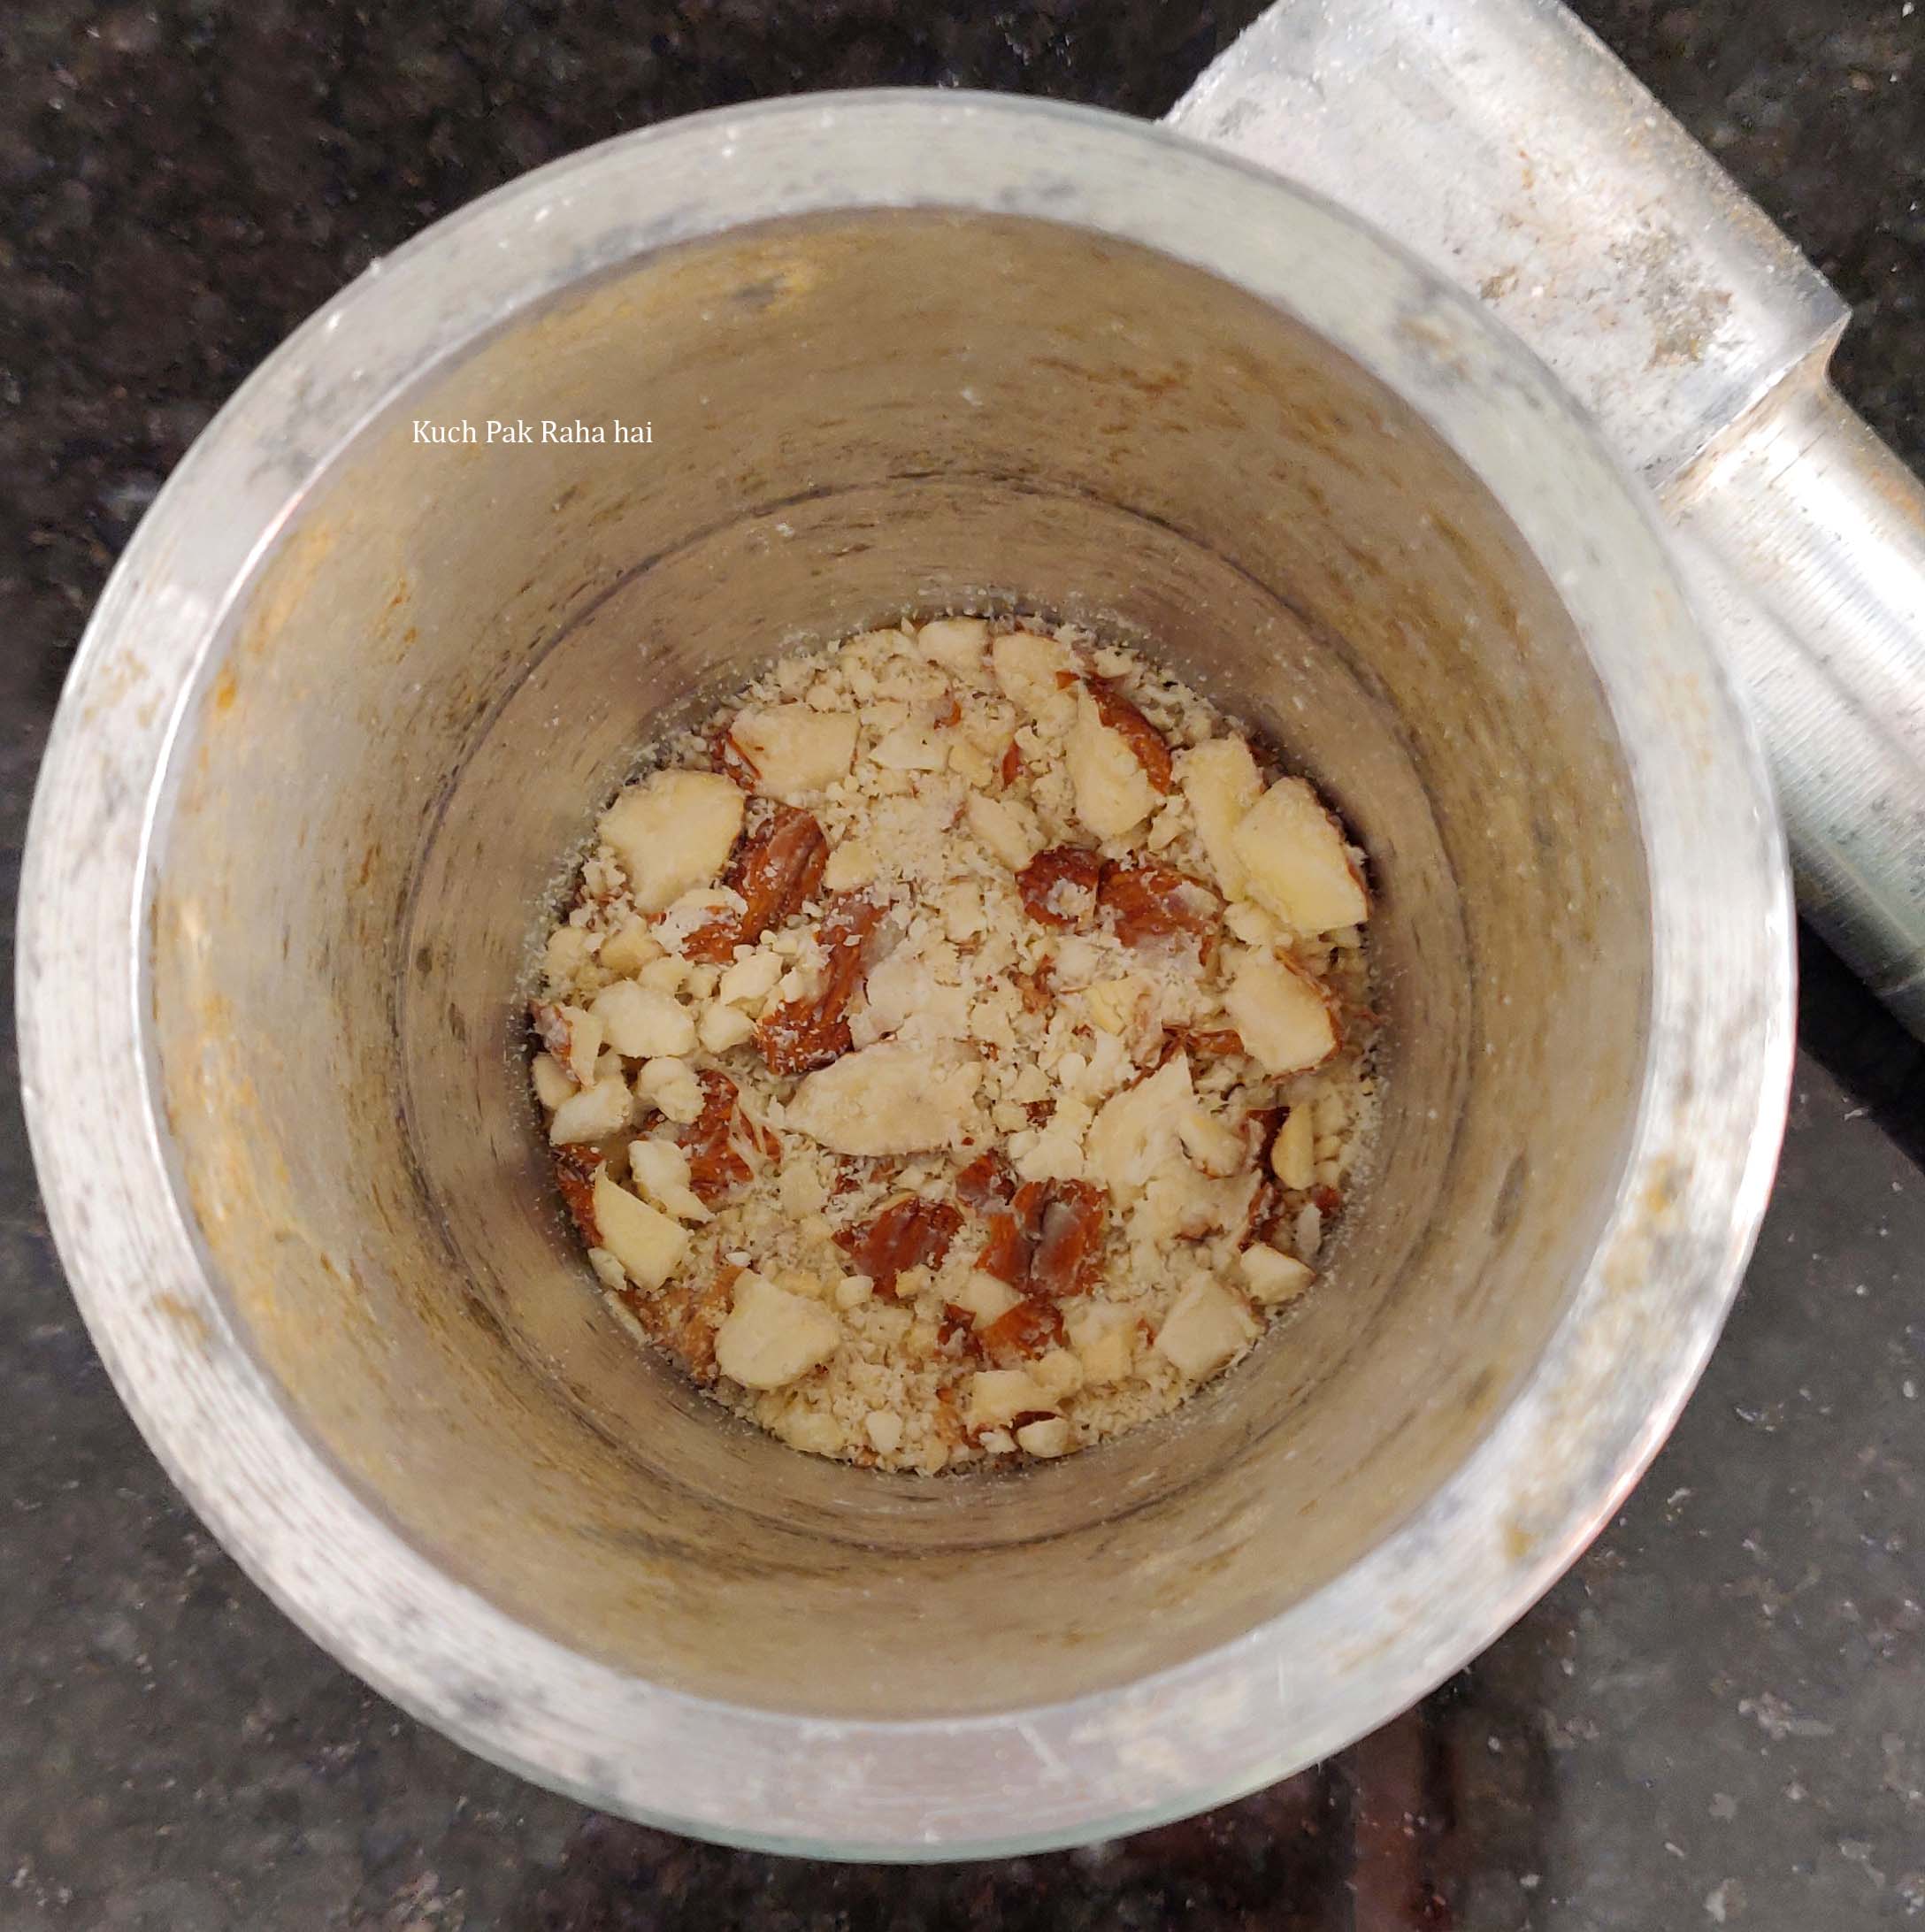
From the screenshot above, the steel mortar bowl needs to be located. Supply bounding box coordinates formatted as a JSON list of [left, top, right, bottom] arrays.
[[18, 94, 1792, 1858]]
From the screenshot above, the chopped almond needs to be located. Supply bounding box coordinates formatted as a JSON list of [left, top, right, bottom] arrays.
[[1016, 845, 1102, 930], [1231, 775, 1369, 934], [991, 628, 1079, 714], [1065, 690, 1157, 840], [530, 1000, 603, 1088], [1223, 950, 1341, 1077], [979, 1296, 1068, 1365], [964, 790, 1043, 870], [589, 979, 698, 1059], [591, 1167, 689, 1292], [1177, 737, 1262, 899], [834, 1194, 963, 1296], [680, 802, 829, 963], [754, 890, 887, 1074], [1271, 1102, 1316, 1190], [964, 1367, 1054, 1431], [713, 1271, 841, 1389], [977, 1178, 1108, 1298], [1015, 1415, 1072, 1457], [916, 616, 991, 678], [1085, 679, 1173, 794], [530, 1051, 575, 1111], [548, 1072, 633, 1146], [729, 705, 858, 801], [677, 1068, 774, 1205], [955, 1149, 1016, 1210], [533, 612, 1376, 1473], [1084, 1055, 1193, 1198], [785, 1042, 982, 1156], [1241, 1244, 1314, 1306], [553, 1146, 603, 1242], [1154, 1276, 1258, 1379], [1098, 858, 1221, 958], [599, 770, 746, 915]]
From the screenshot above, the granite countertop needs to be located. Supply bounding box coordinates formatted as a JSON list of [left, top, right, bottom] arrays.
[[3, 3, 1921, 1926]]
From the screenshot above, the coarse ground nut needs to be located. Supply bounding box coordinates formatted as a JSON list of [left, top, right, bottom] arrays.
[[713, 1272, 842, 1390], [1231, 775, 1370, 934], [628, 1138, 713, 1224], [530, 1052, 574, 1111], [1154, 1276, 1260, 1380], [591, 978, 698, 1059], [697, 1002, 756, 1053], [730, 705, 859, 800], [1272, 1104, 1317, 1190], [636, 1056, 704, 1124], [548, 1072, 633, 1146], [1015, 1416, 1073, 1458], [591, 1168, 689, 1291], [965, 1368, 1053, 1431], [598, 919, 664, 977], [534, 611, 1377, 1473], [599, 770, 745, 915], [1241, 1243, 1315, 1305]]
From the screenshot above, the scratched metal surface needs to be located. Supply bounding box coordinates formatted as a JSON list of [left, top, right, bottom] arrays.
[[2, 1, 1921, 1924]]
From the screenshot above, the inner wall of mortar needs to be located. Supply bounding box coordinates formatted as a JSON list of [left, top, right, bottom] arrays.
[[149, 211, 1651, 1719]]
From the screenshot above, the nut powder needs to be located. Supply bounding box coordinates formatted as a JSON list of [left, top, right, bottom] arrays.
[[529, 616, 1377, 1473]]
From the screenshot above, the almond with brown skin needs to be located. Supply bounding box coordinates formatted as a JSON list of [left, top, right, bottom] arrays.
[[1239, 1179, 1280, 1251], [681, 802, 829, 963], [955, 1149, 1016, 1211], [755, 890, 887, 1074], [677, 1069, 772, 1205], [978, 1178, 1108, 1298], [834, 1194, 963, 1296], [710, 722, 760, 791], [1086, 679, 1174, 794], [1016, 845, 1103, 931], [553, 1146, 603, 1243], [1014, 959, 1055, 1015], [625, 1259, 737, 1385], [978, 1297, 1068, 1365], [1098, 859, 1221, 959], [1027, 1180, 1108, 1297], [937, 1305, 979, 1356]]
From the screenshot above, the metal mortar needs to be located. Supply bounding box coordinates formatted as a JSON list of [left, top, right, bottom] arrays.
[[19, 95, 1791, 1856]]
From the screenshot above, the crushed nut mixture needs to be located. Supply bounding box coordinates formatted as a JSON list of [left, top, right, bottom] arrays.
[[529, 616, 1377, 1472]]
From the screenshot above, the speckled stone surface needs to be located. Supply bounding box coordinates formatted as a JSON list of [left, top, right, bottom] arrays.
[[2, 4, 1921, 1926]]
